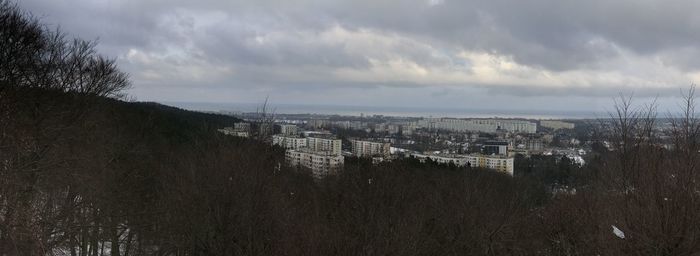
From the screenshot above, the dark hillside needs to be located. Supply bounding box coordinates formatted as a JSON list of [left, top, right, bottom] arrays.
[[102, 99, 242, 144], [1, 86, 550, 255], [5, 1, 700, 255]]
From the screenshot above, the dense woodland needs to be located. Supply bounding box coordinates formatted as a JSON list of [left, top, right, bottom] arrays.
[[4, 2, 700, 255]]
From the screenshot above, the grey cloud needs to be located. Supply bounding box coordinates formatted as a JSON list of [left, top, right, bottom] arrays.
[[196, 24, 371, 68], [318, 0, 700, 71], [481, 83, 681, 98], [15, 0, 700, 111], [23, 0, 700, 70]]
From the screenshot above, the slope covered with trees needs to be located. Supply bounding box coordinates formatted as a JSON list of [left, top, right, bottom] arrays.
[[4, 2, 700, 255]]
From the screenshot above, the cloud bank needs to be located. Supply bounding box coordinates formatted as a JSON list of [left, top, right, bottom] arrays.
[[20, 0, 700, 111]]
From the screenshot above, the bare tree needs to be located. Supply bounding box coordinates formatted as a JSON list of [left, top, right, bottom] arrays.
[[669, 85, 700, 183], [0, 2, 131, 254], [253, 96, 276, 141], [0, 1, 130, 98]]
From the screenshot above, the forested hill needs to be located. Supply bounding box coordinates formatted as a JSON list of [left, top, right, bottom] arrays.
[[6, 1, 700, 255], [0, 85, 269, 255], [6, 86, 242, 143], [3, 86, 549, 255], [105, 99, 243, 144]]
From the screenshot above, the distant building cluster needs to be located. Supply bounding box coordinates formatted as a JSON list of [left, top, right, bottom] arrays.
[[218, 111, 589, 179], [273, 132, 343, 177], [540, 120, 575, 130], [218, 122, 251, 138], [416, 118, 537, 134]]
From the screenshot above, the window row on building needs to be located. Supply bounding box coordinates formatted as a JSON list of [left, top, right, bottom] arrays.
[[416, 118, 537, 134], [409, 153, 514, 175], [350, 139, 391, 158], [285, 149, 344, 178], [273, 135, 342, 155]]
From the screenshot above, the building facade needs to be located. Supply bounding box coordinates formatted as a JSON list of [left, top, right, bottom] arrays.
[[540, 120, 575, 130], [307, 136, 342, 155], [410, 153, 514, 175], [274, 135, 344, 178], [285, 149, 344, 178], [416, 118, 537, 134], [278, 124, 298, 136], [351, 139, 391, 158], [234, 122, 251, 132], [482, 141, 509, 155], [272, 135, 308, 150], [218, 126, 250, 138]]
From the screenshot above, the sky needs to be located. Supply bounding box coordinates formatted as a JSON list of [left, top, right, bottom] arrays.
[[19, 0, 700, 113]]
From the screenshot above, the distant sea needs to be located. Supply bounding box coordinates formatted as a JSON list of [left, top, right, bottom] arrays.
[[163, 101, 605, 120]]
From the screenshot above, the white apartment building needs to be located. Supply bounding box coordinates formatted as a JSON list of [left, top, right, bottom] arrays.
[[480, 156, 514, 174], [218, 127, 249, 138], [416, 118, 537, 134], [272, 135, 308, 150], [308, 119, 330, 129], [272, 135, 341, 155], [410, 153, 514, 175], [351, 140, 391, 158], [278, 124, 298, 136], [275, 135, 344, 178], [285, 149, 344, 178], [540, 120, 575, 130], [234, 122, 251, 132], [307, 136, 342, 155]]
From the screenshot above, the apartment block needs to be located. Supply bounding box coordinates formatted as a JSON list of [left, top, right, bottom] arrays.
[[218, 126, 250, 138], [285, 149, 344, 178], [307, 136, 342, 155], [416, 118, 537, 134], [482, 141, 509, 156], [351, 139, 391, 158], [272, 135, 308, 150], [540, 120, 575, 130], [278, 124, 298, 136], [410, 153, 514, 175]]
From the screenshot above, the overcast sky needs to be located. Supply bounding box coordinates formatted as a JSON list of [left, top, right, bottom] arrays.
[[20, 0, 700, 113]]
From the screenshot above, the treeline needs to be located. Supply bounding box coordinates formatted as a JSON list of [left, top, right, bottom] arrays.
[[1, 84, 548, 255], [4, 1, 700, 255]]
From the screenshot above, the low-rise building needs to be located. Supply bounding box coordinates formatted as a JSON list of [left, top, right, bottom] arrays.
[[479, 155, 514, 174], [482, 141, 509, 156]]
